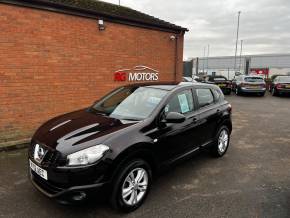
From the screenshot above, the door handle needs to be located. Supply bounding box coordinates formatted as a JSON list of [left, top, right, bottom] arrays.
[[192, 117, 198, 123], [217, 109, 222, 115]]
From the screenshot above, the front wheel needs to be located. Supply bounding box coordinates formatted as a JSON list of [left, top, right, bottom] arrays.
[[110, 159, 152, 212], [224, 89, 231, 95], [259, 92, 265, 97], [211, 126, 230, 157]]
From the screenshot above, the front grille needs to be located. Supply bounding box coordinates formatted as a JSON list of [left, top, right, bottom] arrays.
[[30, 142, 61, 167], [42, 150, 60, 167]]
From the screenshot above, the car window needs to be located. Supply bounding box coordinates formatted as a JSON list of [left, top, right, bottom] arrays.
[[278, 76, 290, 82], [196, 88, 214, 108], [213, 77, 226, 81], [165, 90, 194, 115], [212, 88, 222, 101], [93, 87, 168, 120]]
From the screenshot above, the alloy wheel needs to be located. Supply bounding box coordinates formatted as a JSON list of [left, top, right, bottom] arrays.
[[121, 168, 148, 206], [218, 129, 229, 154]]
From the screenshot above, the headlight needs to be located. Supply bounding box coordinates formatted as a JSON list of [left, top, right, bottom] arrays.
[[67, 144, 109, 166]]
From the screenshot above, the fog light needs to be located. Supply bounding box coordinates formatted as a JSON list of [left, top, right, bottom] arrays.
[[72, 192, 86, 201]]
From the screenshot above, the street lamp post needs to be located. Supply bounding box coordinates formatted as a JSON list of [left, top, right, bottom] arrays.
[[234, 11, 241, 72], [206, 44, 210, 74], [202, 46, 206, 73], [239, 40, 243, 73]]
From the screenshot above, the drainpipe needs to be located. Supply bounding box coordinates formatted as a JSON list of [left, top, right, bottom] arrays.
[[174, 34, 178, 82]]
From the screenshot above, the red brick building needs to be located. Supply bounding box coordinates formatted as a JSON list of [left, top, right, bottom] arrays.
[[0, 0, 187, 148]]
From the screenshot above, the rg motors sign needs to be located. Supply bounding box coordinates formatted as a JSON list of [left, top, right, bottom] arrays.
[[114, 66, 159, 82]]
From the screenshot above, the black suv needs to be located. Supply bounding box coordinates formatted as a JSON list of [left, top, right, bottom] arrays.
[[203, 75, 232, 95], [28, 82, 232, 212]]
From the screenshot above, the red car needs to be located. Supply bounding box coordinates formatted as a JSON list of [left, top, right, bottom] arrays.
[[270, 75, 290, 96]]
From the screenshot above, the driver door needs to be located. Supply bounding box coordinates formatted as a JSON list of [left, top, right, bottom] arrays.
[[155, 89, 202, 163]]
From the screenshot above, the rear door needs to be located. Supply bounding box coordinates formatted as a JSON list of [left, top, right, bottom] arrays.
[[193, 87, 221, 146]]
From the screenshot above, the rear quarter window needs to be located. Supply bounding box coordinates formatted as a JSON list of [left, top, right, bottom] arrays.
[[212, 88, 223, 101]]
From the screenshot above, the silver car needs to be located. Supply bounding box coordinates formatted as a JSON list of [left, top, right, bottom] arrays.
[[232, 75, 266, 96]]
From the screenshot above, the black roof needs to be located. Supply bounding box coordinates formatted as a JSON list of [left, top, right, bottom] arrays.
[[2, 0, 188, 33]]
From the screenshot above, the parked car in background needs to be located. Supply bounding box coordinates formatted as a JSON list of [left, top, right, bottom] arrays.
[[270, 75, 290, 96], [203, 75, 231, 95], [232, 75, 266, 96], [268, 74, 285, 91], [28, 82, 232, 212]]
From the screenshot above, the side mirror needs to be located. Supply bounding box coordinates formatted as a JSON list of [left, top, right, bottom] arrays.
[[165, 112, 186, 123]]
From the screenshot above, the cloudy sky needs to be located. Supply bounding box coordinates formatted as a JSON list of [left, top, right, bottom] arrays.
[[102, 0, 290, 59]]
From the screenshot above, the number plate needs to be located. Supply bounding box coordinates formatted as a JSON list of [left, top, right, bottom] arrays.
[[29, 159, 48, 180], [286, 85, 290, 88], [247, 86, 259, 89], [218, 84, 226, 87]]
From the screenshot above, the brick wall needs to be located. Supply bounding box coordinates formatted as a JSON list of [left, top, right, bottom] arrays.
[[0, 4, 184, 146]]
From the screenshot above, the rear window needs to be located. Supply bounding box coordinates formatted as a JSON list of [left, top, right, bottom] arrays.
[[244, 77, 264, 82], [277, 76, 290, 82], [213, 77, 226, 81]]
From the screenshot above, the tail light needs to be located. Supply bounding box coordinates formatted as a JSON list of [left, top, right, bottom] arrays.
[[261, 83, 266, 88], [276, 84, 283, 89]]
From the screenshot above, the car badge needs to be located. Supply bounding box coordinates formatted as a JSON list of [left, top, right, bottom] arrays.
[[34, 144, 47, 163]]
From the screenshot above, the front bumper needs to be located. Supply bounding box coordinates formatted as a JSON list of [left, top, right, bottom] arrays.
[[277, 88, 290, 94], [30, 170, 107, 199], [28, 157, 110, 201]]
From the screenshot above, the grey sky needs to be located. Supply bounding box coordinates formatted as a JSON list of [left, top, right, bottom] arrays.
[[102, 0, 290, 59]]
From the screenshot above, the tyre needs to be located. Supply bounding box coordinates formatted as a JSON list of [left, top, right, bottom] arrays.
[[211, 126, 230, 157], [110, 159, 152, 212], [224, 90, 231, 95], [235, 88, 240, 96], [272, 88, 277, 96]]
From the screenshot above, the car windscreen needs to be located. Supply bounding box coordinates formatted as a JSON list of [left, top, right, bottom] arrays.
[[92, 87, 168, 120], [244, 77, 264, 82], [278, 76, 290, 82]]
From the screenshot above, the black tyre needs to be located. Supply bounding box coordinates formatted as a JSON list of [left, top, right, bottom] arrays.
[[224, 90, 231, 95], [272, 88, 277, 96], [211, 126, 230, 157], [235, 88, 240, 96], [110, 159, 152, 212]]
